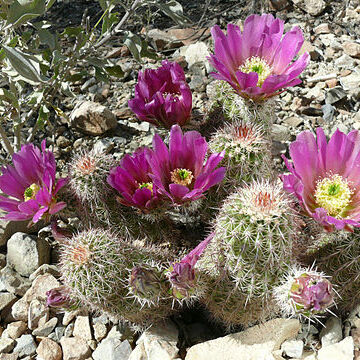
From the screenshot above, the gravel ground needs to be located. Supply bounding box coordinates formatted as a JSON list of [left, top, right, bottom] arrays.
[[0, 0, 360, 359]]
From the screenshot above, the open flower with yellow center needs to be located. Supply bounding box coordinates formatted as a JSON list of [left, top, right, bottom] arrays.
[[148, 125, 226, 205], [0, 140, 68, 224], [107, 148, 162, 212], [282, 128, 360, 232], [208, 14, 310, 101]]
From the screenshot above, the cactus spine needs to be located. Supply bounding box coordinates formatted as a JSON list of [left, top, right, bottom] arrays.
[[69, 149, 116, 207], [207, 80, 276, 132], [209, 119, 273, 187], [59, 229, 176, 326], [198, 180, 300, 327]]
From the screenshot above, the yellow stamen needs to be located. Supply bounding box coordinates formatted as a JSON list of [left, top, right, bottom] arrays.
[[314, 174, 353, 218], [24, 183, 40, 201], [239, 56, 272, 87], [138, 182, 153, 194], [170, 168, 193, 186]]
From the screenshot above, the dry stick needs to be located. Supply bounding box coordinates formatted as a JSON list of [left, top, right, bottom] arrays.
[[0, 122, 14, 155], [95, 0, 143, 49]]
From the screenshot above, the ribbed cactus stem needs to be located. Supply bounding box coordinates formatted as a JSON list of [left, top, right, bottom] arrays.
[[308, 230, 360, 312], [199, 271, 278, 330], [197, 180, 300, 327], [209, 119, 273, 187], [207, 80, 276, 131], [69, 149, 116, 208], [59, 229, 175, 326]]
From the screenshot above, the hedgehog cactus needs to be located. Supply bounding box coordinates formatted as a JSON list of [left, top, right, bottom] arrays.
[[200, 272, 279, 329], [69, 149, 115, 208], [304, 230, 360, 312], [209, 119, 273, 186], [129, 263, 170, 306], [59, 229, 175, 326], [198, 180, 300, 327], [207, 80, 277, 131]]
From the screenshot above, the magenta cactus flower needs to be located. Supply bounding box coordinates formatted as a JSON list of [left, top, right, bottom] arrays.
[[46, 286, 71, 308], [282, 128, 360, 232], [149, 125, 226, 205], [168, 234, 212, 299], [107, 148, 162, 212], [0, 141, 68, 224], [208, 14, 310, 101], [289, 273, 334, 315], [128, 60, 192, 128]]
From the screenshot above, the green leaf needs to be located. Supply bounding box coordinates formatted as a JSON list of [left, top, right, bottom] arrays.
[[36, 104, 49, 131], [62, 27, 83, 38], [94, 66, 109, 82], [140, 39, 159, 60], [146, 0, 190, 25], [105, 65, 124, 78], [60, 82, 75, 97], [0, 88, 19, 109], [7, 0, 46, 27], [38, 28, 57, 50], [87, 57, 105, 68], [46, 0, 56, 11], [101, 12, 119, 35], [2, 45, 45, 84], [123, 31, 143, 62], [27, 90, 44, 106], [65, 71, 88, 83]]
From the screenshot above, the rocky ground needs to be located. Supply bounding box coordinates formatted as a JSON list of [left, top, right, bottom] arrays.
[[1, 0, 360, 359]]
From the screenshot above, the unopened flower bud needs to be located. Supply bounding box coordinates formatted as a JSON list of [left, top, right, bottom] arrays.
[[130, 266, 165, 301], [46, 286, 71, 308], [167, 234, 212, 300], [290, 273, 334, 313], [168, 262, 196, 299]]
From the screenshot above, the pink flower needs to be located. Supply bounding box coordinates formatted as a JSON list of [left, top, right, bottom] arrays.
[[289, 273, 333, 314], [128, 60, 192, 128], [107, 148, 162, 212], [208, 14, 310, 101], [282, 128, 360, 232], [149, 125, 226, 205], [46, 286, 71, 308], [168, 234, 212, 299], [0, 141, 68, 224]]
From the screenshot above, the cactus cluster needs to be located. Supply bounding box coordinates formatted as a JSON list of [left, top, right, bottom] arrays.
[[59, 229, 176, 327], [6, 12, 360, 332], [197, 180, 301, 327]]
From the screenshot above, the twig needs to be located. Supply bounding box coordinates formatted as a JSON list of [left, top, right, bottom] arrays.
[[306, 73, 337, 83], [95, 0, 142, 49], [13, 116, 22, 152], [0, 122, 14, 155], [197, 0, 211, 27]]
